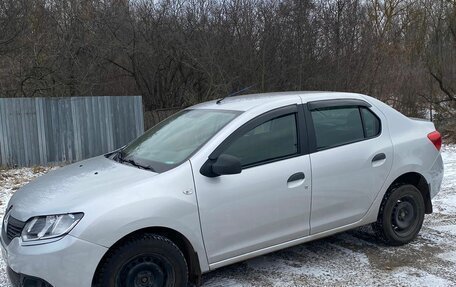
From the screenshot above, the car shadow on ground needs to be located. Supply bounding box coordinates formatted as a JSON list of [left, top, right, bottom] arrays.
[[199, 223, 455, 286]]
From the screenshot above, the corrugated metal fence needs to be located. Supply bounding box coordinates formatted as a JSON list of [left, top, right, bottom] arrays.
[[0, 96, 144, 167]]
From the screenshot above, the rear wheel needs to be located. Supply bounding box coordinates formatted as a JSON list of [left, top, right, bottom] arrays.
[[95, 234, 188, 287], [372, 184, 425, 246]]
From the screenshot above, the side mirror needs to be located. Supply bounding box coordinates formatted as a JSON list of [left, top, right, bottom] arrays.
[[200, 154, 242, 177]]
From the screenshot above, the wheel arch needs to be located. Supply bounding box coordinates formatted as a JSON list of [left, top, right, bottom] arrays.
[[92, 226, 202, 286], [384, 172, 432, 214]]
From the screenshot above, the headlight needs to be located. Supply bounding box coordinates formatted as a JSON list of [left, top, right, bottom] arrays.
[[21, 213, 84, 242]]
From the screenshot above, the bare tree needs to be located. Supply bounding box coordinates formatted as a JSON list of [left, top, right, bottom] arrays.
[[0, 0, 455, 138]]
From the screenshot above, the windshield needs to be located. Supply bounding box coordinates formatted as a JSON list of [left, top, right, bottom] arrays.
[[119, 109, 240, 172]]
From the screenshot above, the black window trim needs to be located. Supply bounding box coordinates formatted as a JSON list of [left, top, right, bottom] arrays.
[[359, 107, 367, 138], [203, 104, 309, 172], [304, 100, 382, 153], [308, 98, 372, 111]]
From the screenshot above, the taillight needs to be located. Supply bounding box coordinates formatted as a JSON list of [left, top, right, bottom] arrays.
[[427, 131, 442, 151]]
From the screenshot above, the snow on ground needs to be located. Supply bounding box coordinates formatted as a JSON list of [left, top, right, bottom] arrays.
[[0, 147, 455, 287]]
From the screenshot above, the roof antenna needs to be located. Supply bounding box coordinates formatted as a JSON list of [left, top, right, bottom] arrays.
[[216, 84, 257, 104]]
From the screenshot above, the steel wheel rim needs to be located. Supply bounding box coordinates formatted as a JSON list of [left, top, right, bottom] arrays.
[[116, 255, 174, 287], [391, 195, 419, 237]]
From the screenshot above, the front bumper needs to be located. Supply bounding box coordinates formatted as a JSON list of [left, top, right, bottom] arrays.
[[1, 234, 107, 287]]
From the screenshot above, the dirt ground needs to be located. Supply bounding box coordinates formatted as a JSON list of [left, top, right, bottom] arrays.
[[0, 146, 455, 287]]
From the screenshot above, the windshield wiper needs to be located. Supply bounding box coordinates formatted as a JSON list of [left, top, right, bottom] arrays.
[[114, 150, 123, 161], [116, 151, 155, 172]]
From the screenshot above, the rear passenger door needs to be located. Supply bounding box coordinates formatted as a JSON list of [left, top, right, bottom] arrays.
[[305, 99, 393, 234]]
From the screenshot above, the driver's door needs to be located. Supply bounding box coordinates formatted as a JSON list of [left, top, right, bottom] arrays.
[[191, 105, 312, 264]]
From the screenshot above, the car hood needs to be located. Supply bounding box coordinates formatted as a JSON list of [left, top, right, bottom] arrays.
[[8, 156, 158, 221]]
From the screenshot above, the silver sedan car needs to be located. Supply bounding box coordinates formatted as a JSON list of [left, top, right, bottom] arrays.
[[1, 92, 444, 287]]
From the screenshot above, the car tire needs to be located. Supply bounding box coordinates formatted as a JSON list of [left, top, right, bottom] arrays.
[[372, 184, 425, 246], [95, 233, 188, 287]]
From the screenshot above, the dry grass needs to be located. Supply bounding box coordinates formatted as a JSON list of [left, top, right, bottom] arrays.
[[31, 166, 47, 174]]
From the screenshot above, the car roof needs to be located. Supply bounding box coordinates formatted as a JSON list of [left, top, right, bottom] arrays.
[[190, 91, 368, 112]]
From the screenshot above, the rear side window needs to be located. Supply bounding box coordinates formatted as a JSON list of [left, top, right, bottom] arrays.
[[311, 107, 364, 150], [361, 107, 381, 138], [221, 114, 298, 166]]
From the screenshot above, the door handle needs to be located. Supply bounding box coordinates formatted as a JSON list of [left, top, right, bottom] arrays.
[[372, 153, 386, 162], [287, 172, 305, 183]]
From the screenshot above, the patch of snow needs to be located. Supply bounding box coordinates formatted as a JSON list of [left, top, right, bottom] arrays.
[[432, 225, 456, 237], [392, 267, 452, 287], [437, 251, 456, 264]]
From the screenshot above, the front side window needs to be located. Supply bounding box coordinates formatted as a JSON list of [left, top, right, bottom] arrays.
[[121, 109, 239, 172], [221, 114, 298, 167], [311, 107, 364, 150]]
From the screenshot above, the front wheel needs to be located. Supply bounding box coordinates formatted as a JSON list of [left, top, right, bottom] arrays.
[[95, 234, 188, 287], [372, 184, 425, 246]]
